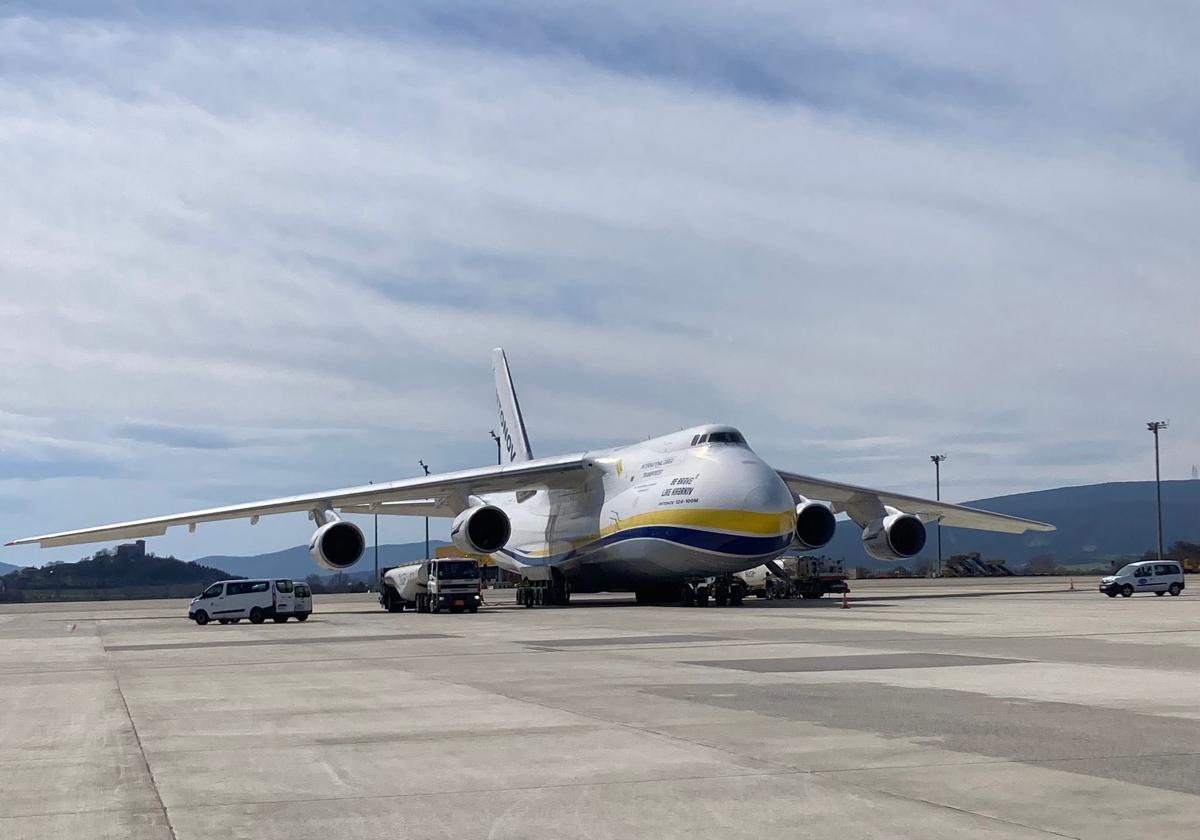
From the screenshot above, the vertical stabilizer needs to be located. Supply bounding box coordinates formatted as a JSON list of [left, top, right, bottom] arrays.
[[492, 348, 533, 464]]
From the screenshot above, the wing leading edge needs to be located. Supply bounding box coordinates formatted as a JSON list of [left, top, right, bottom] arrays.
[[7, 454, 588, 549], [776, 470, 1055, 535]]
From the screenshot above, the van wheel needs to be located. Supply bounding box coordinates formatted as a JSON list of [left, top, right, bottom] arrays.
[[193, 611, 209, 626], [294, 613, 309, 622], [273, 615, 288, 623], [1169, 583, 1182, 596], [1120, 585, 1134, 598], [249, 608, 265, 624]]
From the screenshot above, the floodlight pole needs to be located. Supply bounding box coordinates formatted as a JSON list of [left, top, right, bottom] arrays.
[[419, 460, 431, 559], [1147, 421, 1168, 562], [489, 430, 502, 465], [930, 455, 947, 577], [369, 480, 378, 588]]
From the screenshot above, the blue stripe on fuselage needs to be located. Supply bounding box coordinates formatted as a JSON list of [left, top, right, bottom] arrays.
[[500, 525, 792, 567]]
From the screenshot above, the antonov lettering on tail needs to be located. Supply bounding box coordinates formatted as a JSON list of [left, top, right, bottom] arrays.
[[6, 350, 1054, 605]]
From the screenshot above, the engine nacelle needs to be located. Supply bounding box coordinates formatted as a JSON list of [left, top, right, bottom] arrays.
[[309, 520, 366, 571], [861, 512, 927, 562], [794, 498, 837, 549], [451, 505, 511, 555]]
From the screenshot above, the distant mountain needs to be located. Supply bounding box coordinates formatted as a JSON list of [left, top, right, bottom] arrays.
[[0, 561, 19, 576], [823, 480, 1200, 570], [194, 540, 450, 581]]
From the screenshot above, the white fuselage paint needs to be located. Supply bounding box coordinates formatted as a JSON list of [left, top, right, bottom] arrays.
[[478, 424, 798, 591]]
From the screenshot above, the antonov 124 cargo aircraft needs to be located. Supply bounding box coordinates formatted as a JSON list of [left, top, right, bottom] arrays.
[[7, 349, 1054, 606]]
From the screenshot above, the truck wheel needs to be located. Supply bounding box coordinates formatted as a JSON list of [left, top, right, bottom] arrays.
[[294, 613, 309, 622], [1120, 585, 1134, 598], [193, 611, 209, 626], [1169, 583, 1182, 596], [249, 608, 265, 624]]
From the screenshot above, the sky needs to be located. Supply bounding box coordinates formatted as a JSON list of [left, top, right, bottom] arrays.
[[1, 1, 1198, 567]]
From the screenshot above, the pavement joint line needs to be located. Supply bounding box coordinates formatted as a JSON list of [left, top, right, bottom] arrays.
[[828, 780, 1085, 840], [103, 632, 458, 652], [157, 768, 804, 812], [805, 750, 1200, 775], [0, 806, 167, 822], [100, 623, 179, 840]]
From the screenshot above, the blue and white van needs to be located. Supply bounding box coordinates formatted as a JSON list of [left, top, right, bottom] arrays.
[[1099, 562, 1185, 598]]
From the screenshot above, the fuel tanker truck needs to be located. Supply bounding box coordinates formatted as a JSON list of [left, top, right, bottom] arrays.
[[379, 558, 482, 613]]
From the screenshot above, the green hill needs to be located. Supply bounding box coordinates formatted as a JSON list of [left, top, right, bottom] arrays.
[[0, 551, 238, 602]]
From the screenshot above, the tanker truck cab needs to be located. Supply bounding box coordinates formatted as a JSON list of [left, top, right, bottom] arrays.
[[380, 558, 482, 613]]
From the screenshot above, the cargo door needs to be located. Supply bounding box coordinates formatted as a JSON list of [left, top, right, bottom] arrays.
[[274, 580, 295, 613]]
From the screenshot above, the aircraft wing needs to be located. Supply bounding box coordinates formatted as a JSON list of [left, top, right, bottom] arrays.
[[6, 453, 588, 549], [776, 470, 1055, 534]]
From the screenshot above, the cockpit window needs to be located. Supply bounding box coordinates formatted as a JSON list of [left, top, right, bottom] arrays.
[[693, 431, 746, 446]]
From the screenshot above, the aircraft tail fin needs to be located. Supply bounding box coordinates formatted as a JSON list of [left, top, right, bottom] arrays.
[[492, 348, 533, 464]]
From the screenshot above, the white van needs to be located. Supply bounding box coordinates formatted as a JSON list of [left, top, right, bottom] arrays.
[[1099, 562, 1185, 598], [188, 579, 299, 625]]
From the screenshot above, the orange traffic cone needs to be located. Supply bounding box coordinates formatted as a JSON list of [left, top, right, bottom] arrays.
[[841, 591, 850, 609]]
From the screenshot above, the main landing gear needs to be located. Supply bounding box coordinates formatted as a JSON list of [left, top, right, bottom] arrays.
[[636, 576, 746, 607], [517, 574, 571, 608]]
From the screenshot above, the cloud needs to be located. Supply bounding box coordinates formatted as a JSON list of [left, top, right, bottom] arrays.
[[114, 422, 239, 450], [0, 3, 1197, 565]]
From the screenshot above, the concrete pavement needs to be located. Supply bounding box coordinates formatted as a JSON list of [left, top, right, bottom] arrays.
[[2, 575, 1198, 839]]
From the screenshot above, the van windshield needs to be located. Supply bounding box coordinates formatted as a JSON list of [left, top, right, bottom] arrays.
[[1114, 563, 1153, 577], [200, 583, 223, 599]]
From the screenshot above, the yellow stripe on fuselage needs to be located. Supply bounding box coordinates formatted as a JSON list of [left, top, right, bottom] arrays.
[[514, 507, 796, 559]]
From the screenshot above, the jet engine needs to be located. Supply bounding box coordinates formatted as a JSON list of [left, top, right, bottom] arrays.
[[309, 520, 366, 571], [451, 505, 511, 555], [793, 498, 837, 550], [861, 511, 927, 562]]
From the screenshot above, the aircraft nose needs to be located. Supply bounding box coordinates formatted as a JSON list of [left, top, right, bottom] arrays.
[[741, 463, 794, 513]]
